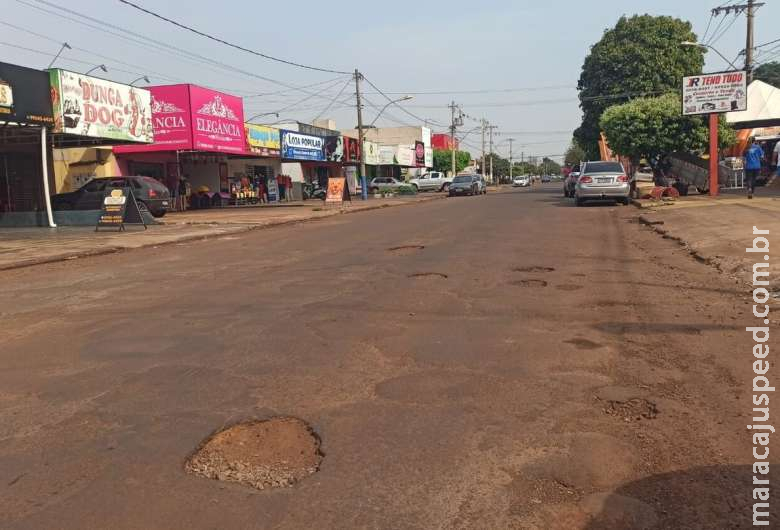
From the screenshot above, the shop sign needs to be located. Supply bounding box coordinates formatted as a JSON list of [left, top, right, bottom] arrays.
[[190, 85, 245, 153], [396, 144, 414, 167], [50, 69, 153, 142], [0, 62, 54, 126], [364, 140, 379, 165], [682, 71, 747, 115], [325, 135, 344, 162], [424, 146, 433, 168], [344, 137, 360, 163], [116, 84, 192, 152], [280, 129, 325, 161], [414, 141, 425, 167], [378, 145, 396, 165], [245, 123, 280, 157], [422, 127, 432, 148]]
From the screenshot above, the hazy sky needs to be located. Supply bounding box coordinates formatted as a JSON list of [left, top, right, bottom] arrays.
[[4, 0, 778, 161]]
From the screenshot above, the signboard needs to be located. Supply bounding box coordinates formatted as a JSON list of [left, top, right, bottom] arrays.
[[325, 177, 350, 205], [280, 130, 325, 161], [414, 141, 425, 167], [422, 127, 432, 149], [245, 123, 280, 157], [396, 144, 414, 167], [424, 146, 433, 168], [189, 85, 245, 153], [364, 140, 379, 165], [324, 135, 344, 162], [95, 187, 146, 231], [267, 178, 279, 202], [116, 84, 192, 152], [378, 145, 396, 165], [50, 69, 153, 142], [0, 62, 53, 126], [344, 137, 360, 163], [682, 71, 747, 115]]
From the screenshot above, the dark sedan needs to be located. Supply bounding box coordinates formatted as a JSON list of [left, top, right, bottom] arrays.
[[52, 176, 171, 217], [448, 175, 479, 196]]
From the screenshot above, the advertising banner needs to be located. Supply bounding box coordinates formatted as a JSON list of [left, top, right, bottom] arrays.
[[280, 129, 325, 161], [50, 69, 152, 142], [414, 141, 425, 167], [682, 71, 747, 115], [324, 135, 344, 162], [424, 146, 433, 168], [115, 84, 192, 153], [422, 127, 432, 149], [396, 144, 414, 167], [364, 140, 379, 165], [189, 85, 245, 153], [0, 62, 53, 126], [378, 145, 396, 165], [245, 124, 280, 157], [344, 137, 360, 163], [325, 177, 349, 205]]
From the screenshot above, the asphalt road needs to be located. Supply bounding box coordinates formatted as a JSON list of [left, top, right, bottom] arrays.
[[0, 185, 774, 529]]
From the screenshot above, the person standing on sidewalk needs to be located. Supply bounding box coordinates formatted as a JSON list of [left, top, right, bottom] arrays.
[[744, 137, 764, 199]]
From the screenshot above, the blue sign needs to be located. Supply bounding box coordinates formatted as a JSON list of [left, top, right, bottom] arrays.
[[280, 129, 325, 161]]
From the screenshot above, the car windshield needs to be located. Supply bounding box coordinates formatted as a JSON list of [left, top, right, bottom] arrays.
[[453, 176, 472, 183], [584, 161, 623, 174]]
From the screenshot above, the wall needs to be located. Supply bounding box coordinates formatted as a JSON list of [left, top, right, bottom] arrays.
[[52, 147, 121, 193]]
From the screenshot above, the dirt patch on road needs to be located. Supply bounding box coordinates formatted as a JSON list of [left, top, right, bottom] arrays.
[[513, 266, 555, 273], [555, 284, 584, 291], [510, 279, 548, 288], [185, 417, 322, 490], [387, 245, 425, 255], [602, 398, 659, 422], [564, 338, 603, 350], [408, 272, 448, 280]]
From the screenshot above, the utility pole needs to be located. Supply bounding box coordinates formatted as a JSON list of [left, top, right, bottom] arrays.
[[487, 125, 498, 184], [481, 119, 486, 177], [508, 138, 514, 181], [355, 69, 368, 200], [711, 0, 764, 82], [449, 101, 462, 177]]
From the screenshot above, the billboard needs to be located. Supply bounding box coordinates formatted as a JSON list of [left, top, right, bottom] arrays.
[[378, 145, 396, 165], [116, 84, 192, 152], [189, 85, 245, 153], [0, 62, 53, 126], [364, 140, 379, 165], [324, 135, 344, 162], [50, 69, 152, 142], [682, 71, 747, 115], [245, 124, 280, 157], [424, 146, 433, 168], [414, 141, 425, 167], [280, 130, 325, 161], [396, 144, 414, 167]]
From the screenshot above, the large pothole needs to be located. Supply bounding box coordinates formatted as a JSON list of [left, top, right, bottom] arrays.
[[185, 417, 323, 490]]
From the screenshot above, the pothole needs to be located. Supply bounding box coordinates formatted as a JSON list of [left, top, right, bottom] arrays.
[[602, 398, 658, 422], [387, 245, 425, 254], [408, 272, 448, 280], [513, 266, 555, 273], [185, 417, 323, 490], [556, 284, 584, 291], [510, 279, 548, 288], [564, 338, 603, 350]]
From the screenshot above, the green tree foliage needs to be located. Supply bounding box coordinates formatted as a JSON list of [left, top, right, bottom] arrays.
[[599, 93, 736, 168], [754, 62, 780, 88], [564, 141, 587, 166], [575, 15, 704, 159], [432, 149, 471, 174]]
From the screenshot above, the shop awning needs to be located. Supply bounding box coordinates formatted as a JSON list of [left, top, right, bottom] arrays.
[[726, 80, 780, 129]]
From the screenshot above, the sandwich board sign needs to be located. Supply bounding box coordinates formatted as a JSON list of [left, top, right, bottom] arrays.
[[96, 187, 147, 231], [325, 177, 350, 206]]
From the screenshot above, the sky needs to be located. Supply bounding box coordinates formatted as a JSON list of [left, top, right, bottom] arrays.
[[3, 0, 779, 162]]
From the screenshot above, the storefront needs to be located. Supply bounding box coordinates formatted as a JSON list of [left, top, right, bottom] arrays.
[[280, 128, 340, 190], [114, 83, 282, 208]]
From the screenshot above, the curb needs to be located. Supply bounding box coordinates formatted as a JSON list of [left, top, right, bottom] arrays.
[[0, 195, 447, 272]]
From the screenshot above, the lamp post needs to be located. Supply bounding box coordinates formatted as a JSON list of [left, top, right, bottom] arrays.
[[681, 41, 739, 197], [84, 64, 108, 76], [246, 112, 280, 122], [368, 95, 413, 127], [46, 42, 71, 70], [130, 75, 150, 86]]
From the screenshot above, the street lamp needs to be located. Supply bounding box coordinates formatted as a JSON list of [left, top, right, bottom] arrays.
[[130, 75, 150, 86], [369, 95, 414, 126], [84, 64, 108, 76], [681, 41, 740, 71], [46, 42, 71, 70], [246, 111, 279, 122]]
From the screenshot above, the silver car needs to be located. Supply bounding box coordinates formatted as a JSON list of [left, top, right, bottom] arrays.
[[369, 177, 404, 193], [574, 161, 630, 206]]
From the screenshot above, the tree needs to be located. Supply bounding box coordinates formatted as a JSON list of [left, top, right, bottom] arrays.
[[599, 93, 736, 171], [432, 149, 471, 174], [564, 141, 586, 166], [576, 15, 705, 159], [540, 157, 562, 175], [754, 62, 780, 88]]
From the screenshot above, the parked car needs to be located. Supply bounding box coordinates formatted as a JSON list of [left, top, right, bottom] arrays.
[[51, 176, 171, 217], [408, 171, 452, 192], [473, 174, 487, 194], [513, 175, 530, 187], [448, 174, 479, 196], [563, 165, 580, 197], [369, 177, 404, 193], [541, 175, 552, 183], [574, 160, 630, 206]]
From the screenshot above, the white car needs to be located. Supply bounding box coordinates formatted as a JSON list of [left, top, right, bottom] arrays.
[[409, 171, 452, 192], [369, 177, 404, 192], [512, 176, 530, 187]]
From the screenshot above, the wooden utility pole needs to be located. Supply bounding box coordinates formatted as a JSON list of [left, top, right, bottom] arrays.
[[354, 69, 367, 200], [486, 125, 498, 184], [508, 138, 515, 181], [711, 1, 764, 81]]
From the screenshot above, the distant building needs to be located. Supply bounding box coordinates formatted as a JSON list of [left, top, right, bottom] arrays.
[[431, 133, 459, 150]]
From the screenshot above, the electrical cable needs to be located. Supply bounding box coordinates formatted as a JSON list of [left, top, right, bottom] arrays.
[[117, 0, 351, 75], [361, 75, 444, 126], [312, 78, 353, 121]]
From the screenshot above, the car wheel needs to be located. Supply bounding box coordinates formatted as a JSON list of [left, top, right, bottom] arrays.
[[441, 183, 450, 192], [411, 184, 419, 192], [151, 209, 166, 218]]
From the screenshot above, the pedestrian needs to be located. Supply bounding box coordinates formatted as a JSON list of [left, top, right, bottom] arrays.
[[772, 140, 780, 177], [744, 136, 763, 199]]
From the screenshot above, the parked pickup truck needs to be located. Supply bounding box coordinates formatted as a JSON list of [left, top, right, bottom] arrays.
[[408, 171, 452, 192]]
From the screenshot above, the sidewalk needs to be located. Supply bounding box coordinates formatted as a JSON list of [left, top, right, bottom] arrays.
[[0, 194, 444, 270], [635, 188, 780, 288]]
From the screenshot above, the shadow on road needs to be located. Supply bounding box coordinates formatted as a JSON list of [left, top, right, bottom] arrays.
[[584, 465, 777, 529], [592, 321, 741, 336]]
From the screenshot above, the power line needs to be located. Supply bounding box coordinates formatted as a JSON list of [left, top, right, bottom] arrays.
[[361, 75, 445, 126], [313, 78, 353, 121], [116, 0, 351, 75], [360, 85, 575, 96]]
